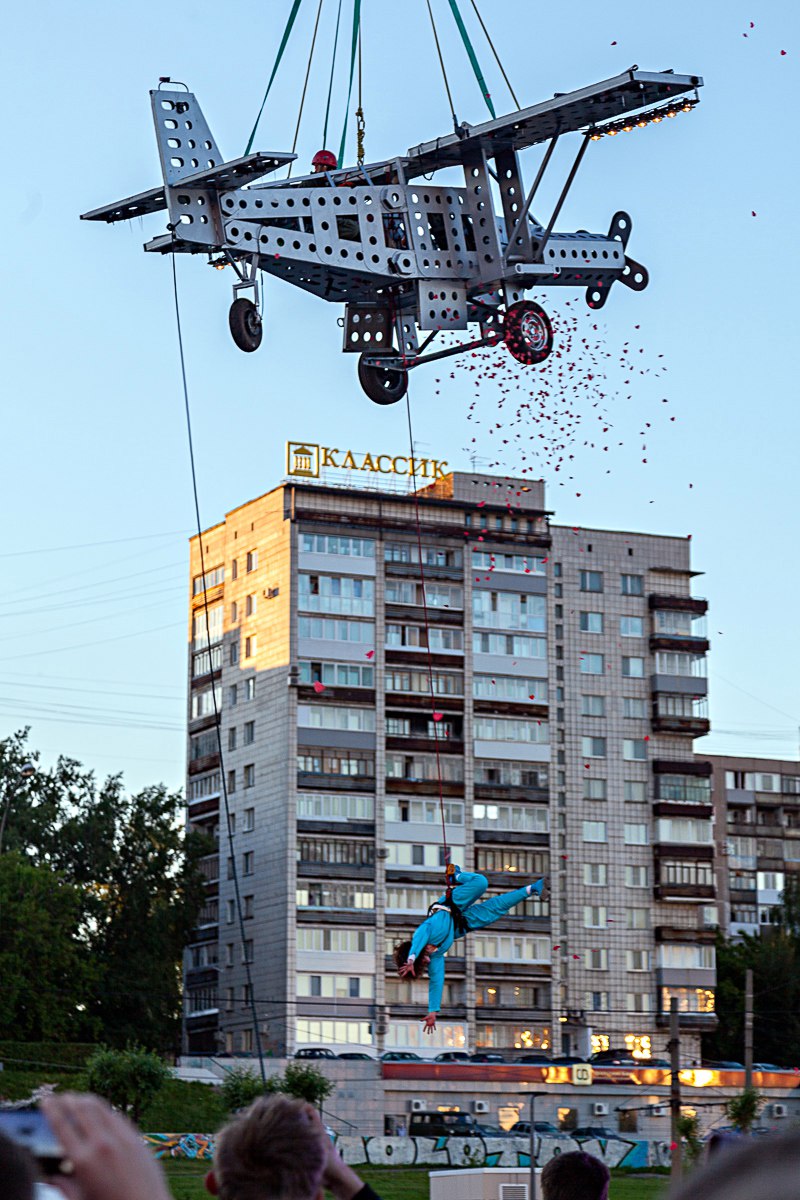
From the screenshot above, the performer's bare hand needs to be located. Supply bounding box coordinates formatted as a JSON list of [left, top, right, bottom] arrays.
[[398, 960, 416, 979], [423, 1013, 437, 1034]]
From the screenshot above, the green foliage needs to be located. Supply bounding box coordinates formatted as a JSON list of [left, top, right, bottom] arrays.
[[272, 1062, 335, 1107], [220, 1066, 269, 1114], [86, 1044, 171, 1124], [0, 729, 211, 1052], [0, 1042, 98, 1070], [139, 1079, 227, 1131], [677, 1113, 702, 1167], [0, 854, 97, 1042], [725, 1086, 765, 1133]]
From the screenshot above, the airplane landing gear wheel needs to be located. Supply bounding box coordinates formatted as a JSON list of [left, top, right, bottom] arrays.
[[503, 300, 553, 366], [358, 355, 408, 405], [229, 298, 263, 352]]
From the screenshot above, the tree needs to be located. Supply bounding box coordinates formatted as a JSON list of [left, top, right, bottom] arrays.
[[725, 1087, 765, 1134], [0, 730, 211, 1053], [677, 1113, 702, 1169], [267, 1063, 335, 1109], [0, 853, 96, 1042], [221, 1066, 268, 1114], [86, 1045, 171, 1124]]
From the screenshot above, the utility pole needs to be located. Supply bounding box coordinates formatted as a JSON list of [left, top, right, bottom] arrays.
[[669, 998, 682, 1186], [744, 967, 754, 1091]]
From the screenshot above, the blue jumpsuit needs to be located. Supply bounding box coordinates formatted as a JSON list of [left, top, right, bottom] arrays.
[[407, 869, 545, 1014]]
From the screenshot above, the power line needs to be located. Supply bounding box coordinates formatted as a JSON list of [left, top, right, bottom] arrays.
[[0, 529, 191, 558], [0, 620, 184, 663]]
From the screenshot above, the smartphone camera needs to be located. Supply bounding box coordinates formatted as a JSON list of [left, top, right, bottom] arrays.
[[0, 1108, 70, 1175]]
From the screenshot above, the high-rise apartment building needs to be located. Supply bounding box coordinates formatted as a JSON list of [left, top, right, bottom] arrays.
[[183, 459, 715, 1061], [708, 754, 800, 939]]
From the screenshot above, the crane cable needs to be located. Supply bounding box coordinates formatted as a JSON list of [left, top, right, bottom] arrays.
[[426, 0, 459, 133], [336, 0, 362, 171], [468, 0, 520, 109], [244, 0, 304, 156], [287, 0, 325, 177], [322, 0, 343, 149], [355, 18, 365, 166], [445, 0, 495, 119], [403, 387, 453, 893], [168, 247, 267, 1082]]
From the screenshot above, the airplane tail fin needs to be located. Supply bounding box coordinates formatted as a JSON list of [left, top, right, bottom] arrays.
[[150, 88, 223, 186]]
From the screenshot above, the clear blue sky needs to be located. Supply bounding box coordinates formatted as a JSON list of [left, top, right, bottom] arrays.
[[2, 0, 798, 791]]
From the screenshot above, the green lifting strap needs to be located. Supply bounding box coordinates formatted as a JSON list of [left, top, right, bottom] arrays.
[[336, 0, 362, 171], [245, 0, 304, 156], [446, 0, 496, 119]]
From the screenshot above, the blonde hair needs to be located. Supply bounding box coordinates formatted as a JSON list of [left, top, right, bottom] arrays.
[[215, 1095, 328, 1200]]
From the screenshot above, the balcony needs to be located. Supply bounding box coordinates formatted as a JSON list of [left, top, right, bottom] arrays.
[[475, 782, 549, 803], [654, 882, 716, 901], [648, 594, 708, 615], [297, 771, 375, 791], [650, 635, 710, 654], [198, 854, 220, 885], [652, 712, 711, 737]]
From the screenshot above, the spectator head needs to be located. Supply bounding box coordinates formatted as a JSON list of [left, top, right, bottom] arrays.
[[541, 1150, 610, 1200], [206, 1095, 328, 1200], [671, 1130, 800, 1200], [0, 1129, 35, 1200], [707, 1130, 743, 1158]]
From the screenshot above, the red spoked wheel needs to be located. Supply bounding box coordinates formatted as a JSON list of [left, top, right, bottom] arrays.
[[503, 300, 553, 366]]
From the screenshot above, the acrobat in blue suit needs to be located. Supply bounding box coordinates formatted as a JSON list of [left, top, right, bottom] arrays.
[[393, 868, 549, 1033]]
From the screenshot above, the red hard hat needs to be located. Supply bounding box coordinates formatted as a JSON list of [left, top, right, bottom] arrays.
[[312, 149, 338, 170]]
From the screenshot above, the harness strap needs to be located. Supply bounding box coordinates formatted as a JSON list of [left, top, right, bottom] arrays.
[[428, 896, 469, 939]]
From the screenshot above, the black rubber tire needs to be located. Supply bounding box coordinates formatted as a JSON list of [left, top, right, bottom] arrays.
[[229, 298, 263, 353], [357, 355, 409, 405], [503, 300, 553, 366]]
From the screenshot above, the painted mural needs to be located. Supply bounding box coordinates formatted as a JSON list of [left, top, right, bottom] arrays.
[[143, 1131, 672, 1167]]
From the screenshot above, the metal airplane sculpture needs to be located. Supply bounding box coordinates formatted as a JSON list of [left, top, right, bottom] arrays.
[[82, 67, 702, 404]]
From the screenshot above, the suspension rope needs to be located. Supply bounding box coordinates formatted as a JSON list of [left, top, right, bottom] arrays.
[[426, 0, 459, 132], [245, 0, 304, 156], [404, 387, 451, 883], [468, 0, 519, 109], [445, 0, 496, 119], [355, 19, 365, 166], [336, 0, 362, 171], [287, 0, 325, 176], [322, 0, 343, 147], [169, 248, 267, 1082]]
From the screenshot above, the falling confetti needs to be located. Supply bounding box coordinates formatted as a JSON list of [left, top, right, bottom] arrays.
[[312, 681, 325, 694]]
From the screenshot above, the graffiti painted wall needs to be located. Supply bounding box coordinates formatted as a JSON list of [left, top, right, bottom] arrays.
[[144, 1131, 672, 1167]]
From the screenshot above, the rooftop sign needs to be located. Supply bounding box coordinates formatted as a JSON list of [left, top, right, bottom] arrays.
[[286, 442, 449, 481]]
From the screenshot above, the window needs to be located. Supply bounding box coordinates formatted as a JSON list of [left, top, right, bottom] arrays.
[[298, 838, 375, 867], [227, 769, 236, 794], [582, 736, 606, 758], [586, 948, 608, 970], [758, 871, 784, 891], [388, 580, 464, 609], [188, 772, 221, 801], [246, 550, 258, 572], [243, 807, 255, 832], [583, 821, 607, 843], [191, 686, 218, 720], [296, 973, 374, 999], [621, 574, 643, 595], [656, 817, 712, 845], [580, 571, 603, 593], [296, 883, 375, 910], [580, 611, 604, 633], [297, 928, 375, 954], [475, 717, 549, 744], [242, 939, 254, 963], [228, 684, 238, 706], [625, 865, 649, 888], [225, 900, 235, 925], [298, 617, 375, 644], [230, 641, 239, 666], [475, 847, 549, 876], [243, 852, 254, 876], [620, 616, 644, 637], [225, 943, 234, 967], [231, 559, 238, 580], [228, 727, 237, 751], [192, 604, 223, 651], [655, 651, 707, 677], [245, 593, 257, 617], [585, 992, 609, 1012], [661, 860, 714, 887], [299, 574, 375, 616], [474, 675, 545, 703], [389, 799, 465, 826], [243, 720, 255, 745], [471, 934, 549, 962], [582, 694, 606, 717], [623, 739, 647, 761], [244, 635, 256, 659], [472, 590, 545, 631], [623, 696, 647, 718], [625, 780, 647, 803], [193, 565, 224, 595], [244, 677, 256, 701], [658, 944, 715, 970], [472, 550, 546, 574], [627, 949, 650, 971], [472, 631, 545, 658], [303, 534, 376, 557], [626, 908, 650, 930], [655, 610, 706, 638], [296, 793, 374, 821], [622, 656, 645, 678], [243, 764, 255, 788], [624, 824, 649, 845], [660, 987, 715, 1015], [626, 993, 652, 1013], [583, 778, 607, 801], [297, 705, 376, 733], [580, 653, 604, 675], [190, 730, 218, 761], [583, 863, 607, 886]]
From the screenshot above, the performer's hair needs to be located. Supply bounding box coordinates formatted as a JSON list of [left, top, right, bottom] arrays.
[[393, 939, 424, 977], [214, 1094, 328, 1200], [541, 1151, 610, 1200]]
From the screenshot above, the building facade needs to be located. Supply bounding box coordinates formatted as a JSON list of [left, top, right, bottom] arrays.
[[708, 754, 800, 939], [183, 465, 715, 1061]]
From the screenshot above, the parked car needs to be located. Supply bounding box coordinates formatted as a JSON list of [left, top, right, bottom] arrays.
[[549, 1055, 586, 1065], [701, 1060, 744, 1070], [434, 1051, 471, 1062], [472, 1122, 515, 1138], [512, 1121, 570, 1138], [753, 1062, 786, 1071], [516, 1052, 552, 1064], [380, 1051, 423, 1062], [337, 1052, 374, 1060], [470, 1051, 506, 1063], [409, 1112, 478, 1138], [573, 1126, 627, 1142], [589, 1049, 640, 1066], [294, 1048, 336, 1059]]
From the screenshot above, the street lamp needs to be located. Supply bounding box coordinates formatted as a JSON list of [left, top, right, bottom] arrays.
[[516, 1091, 546, 1200], [0, 761, 35, 854]]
